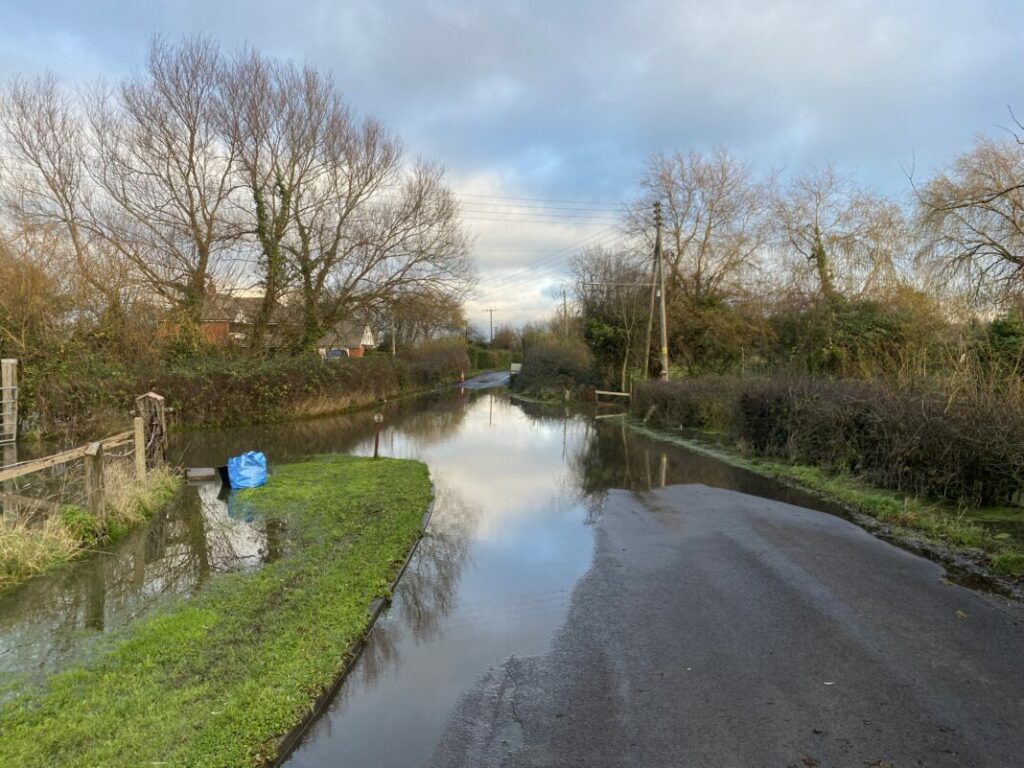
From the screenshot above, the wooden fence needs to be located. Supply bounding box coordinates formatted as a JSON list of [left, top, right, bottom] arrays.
[[0, 392, 167, 520]]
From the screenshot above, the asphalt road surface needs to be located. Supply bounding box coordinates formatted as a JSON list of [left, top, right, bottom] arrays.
[[426, 484, 1024, 768]]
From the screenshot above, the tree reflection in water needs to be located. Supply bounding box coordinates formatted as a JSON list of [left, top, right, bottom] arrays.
[[354, 479, 478, 687], [0, 481, 276, 695], [169, 390, 472, 469], [1, 389, 850, 709]]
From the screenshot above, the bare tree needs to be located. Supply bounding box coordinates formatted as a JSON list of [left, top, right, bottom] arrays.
[[294, 158, 474, 351], [87, 35, 240, 324], [283, 109, 401, 350], [774, 164, 908, 301], [916, 132, 1024, 307], [221, 51, 472, 352], [571, 245, 649, 390], [627, 148, 771, 302], [381, 290, 467, 349], [219, 51, 344, 350], [0, 73, 133, 330]]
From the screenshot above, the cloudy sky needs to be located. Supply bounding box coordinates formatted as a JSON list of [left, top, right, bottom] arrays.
[[2, 0, 1021, 329]]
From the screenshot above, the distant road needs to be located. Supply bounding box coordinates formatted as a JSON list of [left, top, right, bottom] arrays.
[[459, 371, 511, 390], [427, 484, 1024, 767]]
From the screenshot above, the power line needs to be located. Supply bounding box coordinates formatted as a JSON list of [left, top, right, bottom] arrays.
[[459, 208, 622, 219], [459, 213, 619, 225], [455, 191, 625, 207], [456, 200, 627, 214], [461, 215, 616, 224], [482, 233, 625, 288], [479, 227, 622, 291]]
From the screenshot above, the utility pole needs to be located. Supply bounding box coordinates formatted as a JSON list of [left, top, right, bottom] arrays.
[[562, 287, 568, 340], [655, 201, 670, 380], [642, 242, 657, 380], [486, 309, 496, 344]]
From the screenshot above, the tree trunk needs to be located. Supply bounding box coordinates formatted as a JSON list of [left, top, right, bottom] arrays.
[[250, 180, 291, 353], [811, 225, 835, 301]]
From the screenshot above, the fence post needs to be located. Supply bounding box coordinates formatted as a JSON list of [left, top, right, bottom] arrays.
[[1, 359, 16, 445], [84, 441, 105, 519], [1, 441, 15, 517], [135, 392, 167, 469], [133, 416, 147, 480]]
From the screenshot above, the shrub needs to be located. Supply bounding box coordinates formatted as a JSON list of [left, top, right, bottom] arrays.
[[634, 375, 1024, 506], [468, 346, 512, 372], [515, 340, 594, 398], [399, 338, 471, 387], [631, 376, 739, 431]]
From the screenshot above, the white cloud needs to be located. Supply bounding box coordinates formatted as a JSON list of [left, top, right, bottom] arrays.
[[3, 0, 1022, 323]]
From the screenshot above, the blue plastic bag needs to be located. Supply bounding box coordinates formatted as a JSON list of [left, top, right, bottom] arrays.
[[227, 451, 268, 489]]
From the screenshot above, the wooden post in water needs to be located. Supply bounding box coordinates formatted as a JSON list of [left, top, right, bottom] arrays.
[[135, 393, 167, 469], [1, 359, 17, 445], [84, 441, 105, 519], [373, 412, 384, 459], [1, 441, 15, 518], [133, 416, 147, 480]]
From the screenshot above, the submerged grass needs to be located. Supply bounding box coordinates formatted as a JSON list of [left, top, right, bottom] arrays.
[[627, 420, 1024, 579], [0, 454, 432, 768], [0, 467, 180, 590]]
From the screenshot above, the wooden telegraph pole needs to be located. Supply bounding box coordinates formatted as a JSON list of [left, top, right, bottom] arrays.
[[562, 287, 569, 340], [655, 202, 670, 380], [486, 309, 496, 344], [642, 237, 657, 380]]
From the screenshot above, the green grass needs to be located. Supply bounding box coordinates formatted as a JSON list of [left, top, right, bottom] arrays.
[[627, 421, 1024, 579], [0, 455, 433, 767]]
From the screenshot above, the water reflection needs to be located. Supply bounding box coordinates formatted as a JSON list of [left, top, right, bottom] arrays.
[[348, 479, 478, 689], [284, 394, 881, 768], [284, 393, 596, 768], [0, 481, 273, 693], [170, 391, 472, 469], [569, 409, 858, 518]]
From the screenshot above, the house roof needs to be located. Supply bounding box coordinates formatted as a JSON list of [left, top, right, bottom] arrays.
[[201, 295, 289, 325], [316, 320, 375, 349]]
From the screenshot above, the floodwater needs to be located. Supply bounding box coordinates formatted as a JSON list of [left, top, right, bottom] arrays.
[[256, 387, 860, 768], [0, 479, 278, 692], [0, 380, 1004, 763]]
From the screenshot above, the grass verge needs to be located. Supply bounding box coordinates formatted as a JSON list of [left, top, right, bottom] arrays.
[[0, 467, 180, 590], [0, 454, 432, 767], [626, 420, 1024, 579]]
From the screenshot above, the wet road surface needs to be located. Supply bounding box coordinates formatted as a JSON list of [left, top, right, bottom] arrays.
[[427, 484, 1024, 767], [459, 370, 512, 389]]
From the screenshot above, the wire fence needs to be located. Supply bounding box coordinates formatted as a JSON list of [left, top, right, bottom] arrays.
[[0, 432, 134, 519], [0, 396, 165, 523]]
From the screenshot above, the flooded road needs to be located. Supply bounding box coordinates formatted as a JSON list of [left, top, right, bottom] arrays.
[[170, 382, 870, 767], [2, 380, 1020, 766], [247, 384, 909, 768]]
